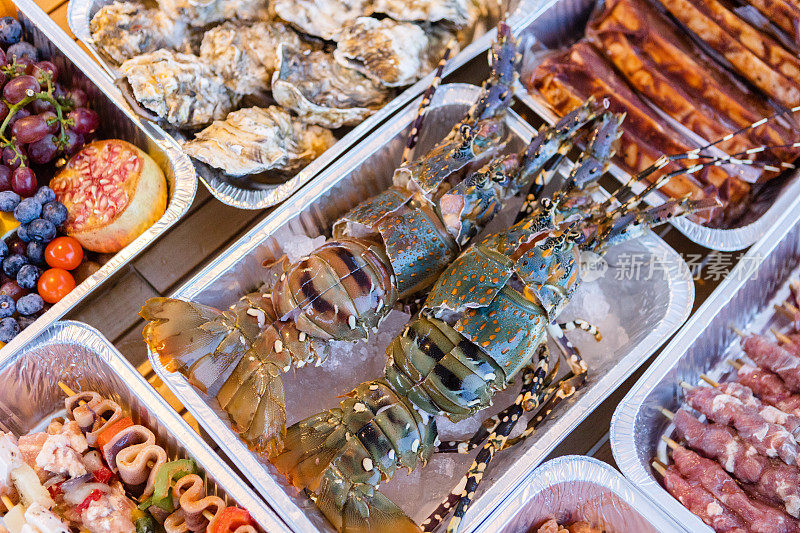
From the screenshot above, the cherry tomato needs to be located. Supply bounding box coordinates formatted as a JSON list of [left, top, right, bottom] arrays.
[[44, 236, 83, 270], [37, 268, 75, 303]]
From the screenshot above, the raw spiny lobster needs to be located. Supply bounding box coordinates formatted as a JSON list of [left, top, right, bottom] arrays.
[[138, 23, 607, 456], [269, 97, 800, 532]]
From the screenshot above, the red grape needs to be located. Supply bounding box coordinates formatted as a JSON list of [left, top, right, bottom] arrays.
[[62, 129, 84, 156], [11, 115, 47, 144], [68, 108, 99, 135], [0, 281, 25, 301], [30, 99, 54, 114], [38, 111, 57, 134], [0, 102, 9, 123], [11, 166, 36, 197], [3, 75, 40, 104], [6, 108, 30, 131], [66, 88, 87, 108], [8, 240, 24, 256], [27, 135, 57, 165], [2, 146, 26, 169], [0, 166, 11, 192], [32, 61, 57, 82], [0, 49, 7, 66]]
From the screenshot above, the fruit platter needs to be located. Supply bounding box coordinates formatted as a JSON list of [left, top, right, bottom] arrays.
[[0, 0, 194, 357]]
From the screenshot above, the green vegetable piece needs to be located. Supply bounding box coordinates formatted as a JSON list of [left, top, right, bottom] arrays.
[[135, 516, 158, 533], [138, 459, 197, 512]]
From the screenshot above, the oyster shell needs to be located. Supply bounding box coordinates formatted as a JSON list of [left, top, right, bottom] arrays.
[[120, 49, 238, 129], [272, 44, 392, 128], [372, 0, 470, 25], [334, 17, 456, 87], [200, 21, 307, 96], [271, 0, 371, 40], [182, 106, 337, 176], [89, 1, 187, 64], [156, 0, 269, 27]]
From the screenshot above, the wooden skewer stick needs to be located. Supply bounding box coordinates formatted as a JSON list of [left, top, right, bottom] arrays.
[[772, 328, 795, 346], [727, 359, 744, 370], [660, 407, 675, 420], [651, 460, 667, 477], [730, 326, 748, 338], [1, 494, 14, 512], [56, 383, 216, 523], [662, 435, 680, 450], [700, 374, 719, 388]]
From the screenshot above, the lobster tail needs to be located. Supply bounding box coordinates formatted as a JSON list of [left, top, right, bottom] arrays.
[[272, 380, 436, 532]]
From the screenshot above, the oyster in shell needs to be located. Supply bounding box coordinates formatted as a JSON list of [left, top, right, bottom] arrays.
[[334, 17, 456, 87], [120, 49, 238, 129], [200, 21, 307, 96], [90, 1, 187, 64], [182, 106, 337, 176], [271, 0, 371, 40], [156, 0, 268, 27], [372, 0, 470, 25], [272, 45, 392, 128]]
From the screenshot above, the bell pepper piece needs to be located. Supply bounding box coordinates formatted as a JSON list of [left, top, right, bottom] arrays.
[[137, 459, 197, 512]]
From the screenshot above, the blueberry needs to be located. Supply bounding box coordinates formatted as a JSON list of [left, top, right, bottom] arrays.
[[27, 219, 55, 242], [0, 294, 13, 318], [15, 224, 29, 242], [0, 240, 7, 262], [14, 198, 41, 224], [33, 186, 54, 205], [16, 293, 42, 315], [0, 316, 19, 342], [6, 41, 37, 62], [25, 241, 44, 265], [0, 191, 20, 212], [1, 253, 26, 277], [15, 264, 38, 289], [41, 201, 67, 227], [0, 18, 22, 47]]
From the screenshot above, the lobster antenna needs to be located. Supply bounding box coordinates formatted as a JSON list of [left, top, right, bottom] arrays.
[[599, 104, 800, 210], [400, 40, 455, 165]]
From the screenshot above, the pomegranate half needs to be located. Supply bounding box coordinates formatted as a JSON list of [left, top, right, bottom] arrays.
[[51, 139, 167, 253]]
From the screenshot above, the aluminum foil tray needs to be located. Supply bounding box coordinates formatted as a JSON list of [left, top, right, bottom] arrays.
[[1, 0, 196, 359], [474, 455, 683, 532], [67, 0, 551, 210], [610, 194, 800, 530], [0, 320, 289, 532], [511, 0, 800, 251], [148, 83, 694, 533]]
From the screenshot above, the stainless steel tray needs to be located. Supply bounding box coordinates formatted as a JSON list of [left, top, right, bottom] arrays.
[[511, 0, 800, 251], [0, 320, 289, 532], [67, 0, 550, 210], [2, 0, 196, 357], [474, 455, 683, 532], [148, 83, 694, 533], [610, 193, 800, 530]]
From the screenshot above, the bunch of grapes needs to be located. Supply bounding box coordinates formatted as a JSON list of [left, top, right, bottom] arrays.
[[0, 16, 99, 198]]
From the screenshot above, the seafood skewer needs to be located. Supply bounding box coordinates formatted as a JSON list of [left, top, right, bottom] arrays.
[[141, 24, 608, 456]]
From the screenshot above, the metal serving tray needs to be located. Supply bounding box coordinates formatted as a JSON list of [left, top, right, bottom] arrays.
[[68, 0, 551, 210], [1, 0, 196, 358], [148, 82, 694, 533], [511, 0, 800, 251], [474, 455, 683, 532], [610, 192, 800, 530], [0, 320, 289, 532]]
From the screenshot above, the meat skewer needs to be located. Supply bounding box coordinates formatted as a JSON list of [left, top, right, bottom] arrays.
[[682, 382, 800, 465], [770, 328, 800, 357], [739, 333, 800, 392], [729, 359, 800, 416], [667, 442, 798, 533], [653, 459, 747, 533], [699, 374, 800, 435], [663, 408, 800, 517]]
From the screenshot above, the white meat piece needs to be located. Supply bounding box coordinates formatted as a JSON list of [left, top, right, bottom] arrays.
[[35, 422, 88, 479], [80, 484, 135, 533], [0, 433, 21, 498], [23, 502, 69, 533]]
